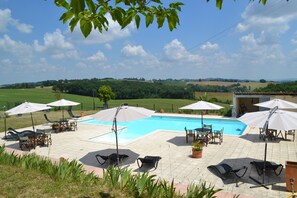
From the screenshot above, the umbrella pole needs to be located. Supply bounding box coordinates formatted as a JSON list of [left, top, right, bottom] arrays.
[[201, 111, 203, 128], [249, 107, 278, 189], [114, 117, 120, 166], [30, 113, 35, 131], [4, 112, 7, 139]]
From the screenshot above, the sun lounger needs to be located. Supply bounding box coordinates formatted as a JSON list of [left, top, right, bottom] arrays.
[[250, 161, 283, 176], [6, 128, 35, 140], [67, 107, 81, 118], [95, 153, 129, 165], [207, 163, 248, 186], [137, 156, 162, 170], [44, 114, 59, 123]]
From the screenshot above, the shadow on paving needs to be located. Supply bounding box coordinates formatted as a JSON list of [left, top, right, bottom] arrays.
[[79, 148, 139, 169], [239, 133, 282, 144], [167, 136, 192, 146], [207, 157, 286, 189]]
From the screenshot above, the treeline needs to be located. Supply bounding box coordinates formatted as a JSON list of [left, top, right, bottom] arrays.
[[52, 78, 194, 99], [1, 78, 251, 100], [187, 83, 249, 92], [5, 78, 297, 100], [255, 81, 297, 92], [51, 79, 251, 99]]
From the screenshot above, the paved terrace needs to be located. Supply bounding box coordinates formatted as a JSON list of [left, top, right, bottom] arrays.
[[1, 113, 297, 198]]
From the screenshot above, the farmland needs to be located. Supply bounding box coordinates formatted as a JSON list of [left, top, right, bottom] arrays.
[[188, 80, 274, 90]]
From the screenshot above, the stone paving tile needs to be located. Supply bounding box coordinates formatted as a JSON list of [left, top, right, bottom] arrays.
[[1, 115, 296, 197]]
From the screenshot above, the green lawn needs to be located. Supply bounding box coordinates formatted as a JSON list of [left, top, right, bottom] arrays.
[[0, 88, 232, 132], [0, 164, 129, 198]]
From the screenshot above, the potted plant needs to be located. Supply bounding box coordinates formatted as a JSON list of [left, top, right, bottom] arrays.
[[192, 141, 204, 158]]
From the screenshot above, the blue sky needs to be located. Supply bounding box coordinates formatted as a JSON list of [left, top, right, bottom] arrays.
[[0, 0, 297, 85]]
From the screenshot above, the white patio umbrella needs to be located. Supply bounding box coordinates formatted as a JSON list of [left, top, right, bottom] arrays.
[[238, 107, 297, 189], [47, 99, 80, 119], [238, 109, 297, 131], [179, 100, 223, 127], [92, 104, 155, 165], [6, 102, 51, 131], [254, 98, 297, 109]]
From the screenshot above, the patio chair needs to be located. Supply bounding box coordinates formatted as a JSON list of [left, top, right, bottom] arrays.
[[19, 136, 35, 150], [285, 130, 295, 141], [137, 156, 162, 170], [211, 127, 224, 144], [196, 131, 210, 147], [259, 127, 264, 140], [207, 163, 248, 187], [203, 124, 212, 132], [185, 127, 195, 143], [250, 161, 283, 176], [95, 153, 129, 166]]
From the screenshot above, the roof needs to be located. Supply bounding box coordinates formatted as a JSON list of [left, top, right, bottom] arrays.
[[234, 92, 297, 96]]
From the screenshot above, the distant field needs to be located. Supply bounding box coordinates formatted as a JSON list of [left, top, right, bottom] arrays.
[[195, 92, 232, 103], [189, 81, 273, 90], [0, 88, 195, 112], [0, 87, 235, 131]]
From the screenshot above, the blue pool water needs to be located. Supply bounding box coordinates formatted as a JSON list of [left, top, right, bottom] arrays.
[[82, 116, 247, 144]]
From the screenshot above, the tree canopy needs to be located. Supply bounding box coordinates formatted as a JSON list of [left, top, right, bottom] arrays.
[[54, 0, 273, 38]]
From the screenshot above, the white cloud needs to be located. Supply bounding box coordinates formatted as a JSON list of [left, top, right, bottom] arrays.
[[164, 39, 202, 62], [200, 42, 219, 50], [33, 29, 79, 59], [238, 33, 285, 66], [0, 9, 10, 32], [236, 1, 297, 37], [0, 9, 33, 33], [87, 51, 106, 62], [0, 34, 32, 59], [105, 43, 112, 50], [121, 44, 148, 57]]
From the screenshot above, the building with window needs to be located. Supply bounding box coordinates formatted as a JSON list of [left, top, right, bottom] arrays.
[[232, 92, 297, 117]]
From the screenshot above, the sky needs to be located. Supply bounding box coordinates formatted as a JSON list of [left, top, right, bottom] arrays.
[[0, 0, 297, 85]]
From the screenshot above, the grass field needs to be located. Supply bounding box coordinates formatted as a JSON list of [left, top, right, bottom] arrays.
[[0, 88, 232, 132], [189, 81, 274, 90], [0, 87, 196, 111], [195, 92, 233, 103]]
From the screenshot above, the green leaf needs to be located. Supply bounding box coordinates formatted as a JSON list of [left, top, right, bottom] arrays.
[[70, 0, 86, 16], [69, 17, 79, 32], [216, 0, 223, 10], [93, 18, 103, 32], [135, 14, 140, 29], [54, 0, 70, 9], [261, 0, 267, 5], [112, 8, 124, 26], [167, 15, 176, 31], [86, 0, 96, 14], [145, 14, 154, 27], [59, 10, 74, 23], [122, 11, 133, 29], [80, 19, 92, 37], [157, 15, 165, 29]]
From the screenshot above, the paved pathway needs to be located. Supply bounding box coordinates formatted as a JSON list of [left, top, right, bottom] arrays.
[[1, 114, 296, 197]]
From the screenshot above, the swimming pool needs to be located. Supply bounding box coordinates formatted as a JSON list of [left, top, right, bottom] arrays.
[[82, 116, 247, 144]]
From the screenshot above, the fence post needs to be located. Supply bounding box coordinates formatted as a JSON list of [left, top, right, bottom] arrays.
[[153, 104, 155, 110]]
